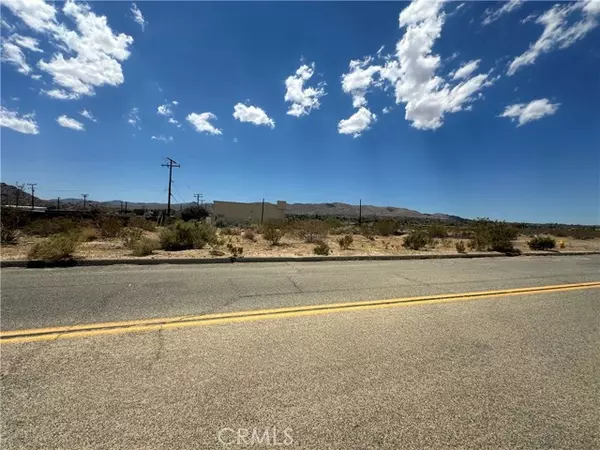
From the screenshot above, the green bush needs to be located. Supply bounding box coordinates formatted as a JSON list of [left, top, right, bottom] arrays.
[[159, 221, 217, 251], [402, 230, 431, 250], [455, 240, 466, 253], [130, 237, 158, 256], [181, 206, 209, 222], [428, 223, 448, 239], [338, 234, 353, 250], [261, 223, 284, 245], [28, 233, 78, 260], [528, 236, 556, 250], [99, 216, 123, 238], [470, 219, 518, 253], [373, 219, 397, 237], [313, 241, 330, 256]]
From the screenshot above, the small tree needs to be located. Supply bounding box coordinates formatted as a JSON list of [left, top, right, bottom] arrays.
[[261, 223, 284, 245], [313, 241, 330, 255]]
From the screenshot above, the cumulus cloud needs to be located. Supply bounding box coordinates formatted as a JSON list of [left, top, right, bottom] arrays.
[[341, 56, 382, 108], [1, 42, 32, 74], [500, 98, 559, 126], [508, 1, 600, 75], [42, 89, 81, 100], [284, 62, 326, 117], [157, 104, 173, 116], [130, 3, 145, 31], [186, 112, 222, 135], [0, 105, 39, 134], [127, 107, 141, 129], [10, 34, 43, 52], [452, 59, 481, 80], [151, 134, 173, 143], [482, 0, 523, 26], [233, 103, 275, 128], [79, 109, 96, 122], [57, 114, 85, 131], [3, 0, 133, 98], [338, 107, 377, 138], [378, 0, 493, 130]]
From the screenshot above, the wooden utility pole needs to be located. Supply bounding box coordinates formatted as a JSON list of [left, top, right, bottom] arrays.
[[57, 197, 60, 211], [359, 199, 362, 226], [27, 183, 37, 210], [15, 182, 25, 208], [81, 193, 89, 210], [194, 193, 202, 207], [261, 198, 265, 224], [161, 157, 180, 216]]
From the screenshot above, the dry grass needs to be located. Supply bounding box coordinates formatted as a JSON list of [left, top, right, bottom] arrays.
[[1, 230, 599, 261]]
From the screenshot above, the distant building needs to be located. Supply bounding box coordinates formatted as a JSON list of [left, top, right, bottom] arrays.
[[213, 200, 286, 224]]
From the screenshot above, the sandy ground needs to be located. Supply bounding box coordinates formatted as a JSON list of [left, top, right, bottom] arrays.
[[1, 229, 599, 261]]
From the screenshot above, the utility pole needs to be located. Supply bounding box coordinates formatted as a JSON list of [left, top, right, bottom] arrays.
[[125, 202, 128, 213], [15, 182, 25, 208], [27, 183, 37, 210], [81, 193, 89, 210], [261, 198, 265, 224], [161, 157, 180, 216], [194, 193, 203, 207], [57, 197, 60, 211], [359, 199, 362, 226]]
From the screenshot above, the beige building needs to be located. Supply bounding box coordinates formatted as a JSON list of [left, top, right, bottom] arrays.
[[213, 200, 286, 224]]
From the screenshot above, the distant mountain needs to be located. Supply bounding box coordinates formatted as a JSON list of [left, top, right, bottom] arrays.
[[0, 183, 461, 220]]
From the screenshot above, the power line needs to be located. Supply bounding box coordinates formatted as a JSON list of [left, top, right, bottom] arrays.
[[26, 183, 37, 210], [161, 157, 180, 216]]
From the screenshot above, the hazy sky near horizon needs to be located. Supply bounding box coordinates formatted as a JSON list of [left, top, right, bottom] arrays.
[[1, 0, 599, 224]]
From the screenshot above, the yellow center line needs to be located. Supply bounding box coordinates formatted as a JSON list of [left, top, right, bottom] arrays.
[[2, 281, 599, 344]]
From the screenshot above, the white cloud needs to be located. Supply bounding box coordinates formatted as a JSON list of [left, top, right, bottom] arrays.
[[31, 74, 41, 80], [127, 107, 141, 129], [338, 107, 376, 138], [79, 109, 96, 122], [157, 104, 173, 116], [500, 98, 559, 126], [233, 103, 275, 128], [382, 107, 392, 114], [284, 62, 326, 117], [42, 89, 81, 100], [186, 112, 222, 135], [172, 100, 179, 105], [1, 42, 32, 74], [57, 114, 84, 131], [151, 134, 173, 143], [483, 0, 523, 26], [4, 0, 134, 98], [508, 1, 600, 75], [10, 34, 43, 52], [341, 56, 382, 108], [130, 3, 145, 31], [1, 18, 16, 32], [233, 137, 238, 143], [168, 117, 179, 125], [0, 105, 39, 134], [1, 0, 57, 32], [378, 0, 493, 130], [452, 59, 480, 80]]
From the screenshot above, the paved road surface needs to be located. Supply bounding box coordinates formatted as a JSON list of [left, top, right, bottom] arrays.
[[1, 256, 599, 448]]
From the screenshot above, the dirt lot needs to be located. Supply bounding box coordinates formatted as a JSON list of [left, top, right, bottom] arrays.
[[2, 228, 599, 261]]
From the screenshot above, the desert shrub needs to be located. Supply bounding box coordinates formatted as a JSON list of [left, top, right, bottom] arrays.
[[28, 233, 78, 260], [455, 240, 466, 253], [79, 227, 99, 242], [373, 219, 397, 237], [226, 242, 244, 258], [297, 220, 329, 243], [0, 208, 20, 244], [361, 225, 375, 240], [569, 228, 600, 240], [338, 234, 353, 250], [470, 219, 518, 253], [261, 223, 284, 245], [242, 229, 256, 241], [402, 230, 431, 250], [181, 206, 209, 222], [313, 241, 330, 256], [159, 221, 217, 251], [130, 237, 158, 256], [99, 216, 123, 238], [528, 236, 556, 250], [220, 227, 237, 236], [26, 217, 80, 237], [121, 228, 143, 249], [127, 216, 156, 231], [428, 223, 448, 239]]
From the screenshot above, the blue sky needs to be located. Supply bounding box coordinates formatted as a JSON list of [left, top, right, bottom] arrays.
[[1, 0, 599, 224]]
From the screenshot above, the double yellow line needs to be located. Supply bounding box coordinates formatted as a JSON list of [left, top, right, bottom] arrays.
[[2, 281, 599, 344]]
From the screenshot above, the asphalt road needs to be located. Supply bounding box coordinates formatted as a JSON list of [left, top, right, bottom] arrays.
[[1, 256, 600, 449]]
